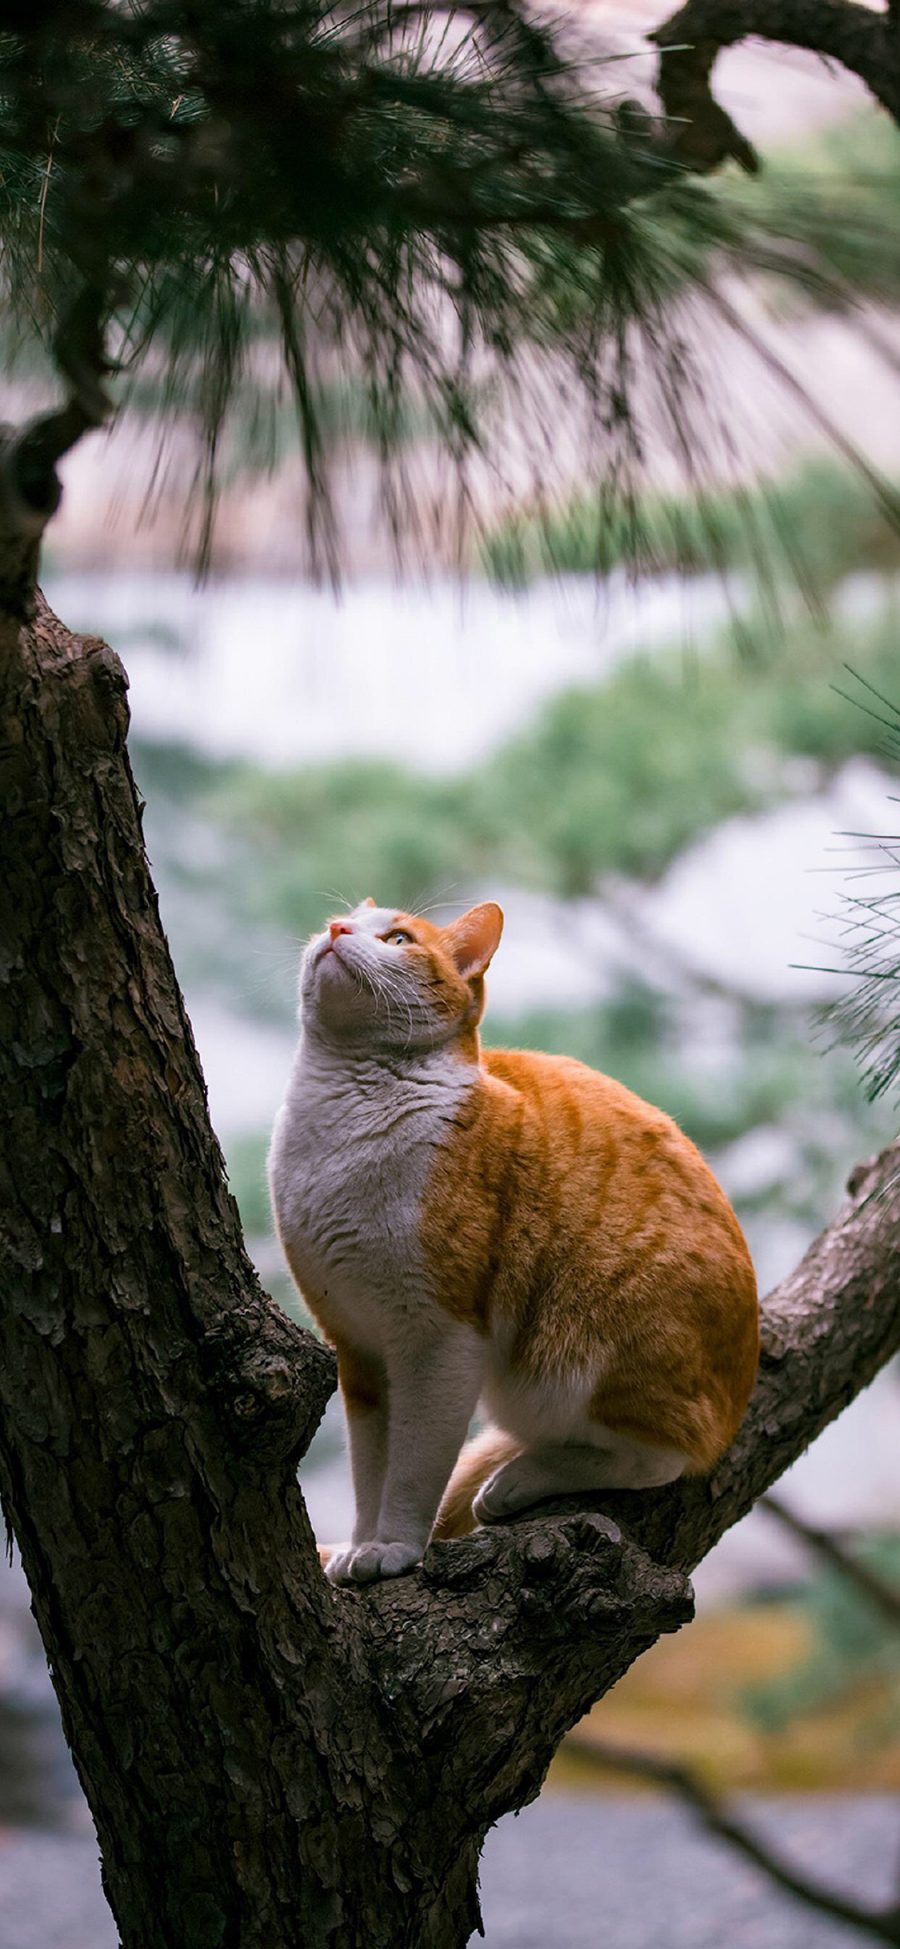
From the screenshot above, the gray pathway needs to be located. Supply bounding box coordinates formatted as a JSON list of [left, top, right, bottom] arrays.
[[0, 1794, 896, 1947], [480, 1793, 899, 1948]]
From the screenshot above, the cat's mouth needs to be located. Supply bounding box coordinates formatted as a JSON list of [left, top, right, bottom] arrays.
[[315, 936, 353, 976]]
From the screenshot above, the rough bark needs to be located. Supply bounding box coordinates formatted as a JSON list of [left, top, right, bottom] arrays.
[[651, 0, 900, 173], [3, 554, 900, 1946]]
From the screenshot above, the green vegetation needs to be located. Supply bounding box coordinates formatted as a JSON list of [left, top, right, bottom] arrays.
[[725, 109, 900, 313], [226, 1133, 275, 1238], [489, 994, 878, 1163], [482, 458, 900, 588], [744, 1538, 900, 1738], [134, 600, 900, 954]]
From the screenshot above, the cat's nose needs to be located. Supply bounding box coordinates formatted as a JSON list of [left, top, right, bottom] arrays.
[[329, 920, 353, 941]]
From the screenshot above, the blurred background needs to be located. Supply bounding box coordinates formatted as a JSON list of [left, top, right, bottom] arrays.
[[3, 16, 900, 1948]]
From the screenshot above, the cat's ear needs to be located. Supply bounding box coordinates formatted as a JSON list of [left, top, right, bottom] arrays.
[[446, 903, 504, 980], [360, 896, 376, 908]]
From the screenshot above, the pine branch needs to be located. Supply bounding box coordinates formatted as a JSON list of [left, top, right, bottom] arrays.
[[0, 0, 730, 561], [0, 282, 115, 613], [2, 1, 896, 568], [650, 0, 900, 174]]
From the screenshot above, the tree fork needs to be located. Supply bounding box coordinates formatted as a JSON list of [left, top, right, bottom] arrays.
[[0, 579, 694, 1946], [3, 547, 900, 1942]]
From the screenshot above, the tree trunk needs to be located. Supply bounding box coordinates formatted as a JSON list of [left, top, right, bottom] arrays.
[[3, 562, 900, 1948]]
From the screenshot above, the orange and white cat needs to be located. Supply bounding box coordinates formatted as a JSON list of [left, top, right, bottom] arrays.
[[269, 899, 759, 1585]]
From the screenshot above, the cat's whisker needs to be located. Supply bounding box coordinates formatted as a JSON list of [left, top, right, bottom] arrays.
[[405, 882, 463, 921]]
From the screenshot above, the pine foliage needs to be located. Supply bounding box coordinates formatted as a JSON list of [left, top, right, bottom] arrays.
[[0, 2, 673, 549], [1, 5, 899, 561], [1, 0, 887, 561]]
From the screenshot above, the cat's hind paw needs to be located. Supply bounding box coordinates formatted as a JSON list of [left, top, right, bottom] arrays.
[[325, 1540, 421, 1585], [473, 1452, 572, 1521], [472, 1460, 535, 1521]]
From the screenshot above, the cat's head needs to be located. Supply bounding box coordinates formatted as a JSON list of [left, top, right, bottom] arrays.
[[300, 899, 504, 1053]]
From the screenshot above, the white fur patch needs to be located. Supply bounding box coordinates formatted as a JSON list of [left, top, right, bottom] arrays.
[[269, 1036, 474, 1353], [269, 923, 486, 1570]]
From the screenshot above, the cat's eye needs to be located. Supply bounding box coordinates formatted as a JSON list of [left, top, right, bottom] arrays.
[[386, 930, 412, 947]]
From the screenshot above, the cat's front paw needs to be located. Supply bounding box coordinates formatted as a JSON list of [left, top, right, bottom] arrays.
[[325, 1540, 421, 1585]]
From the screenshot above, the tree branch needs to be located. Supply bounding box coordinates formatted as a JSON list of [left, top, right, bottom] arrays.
[[340, 1138, 900, 1834], [650, 0, 900, 174], [0, 284, 117, 617], [761, 1491, 900, 1629], [568, 1738, 900, 1946]]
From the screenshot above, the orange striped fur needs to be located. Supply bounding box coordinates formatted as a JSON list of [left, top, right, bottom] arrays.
[[270, 899, 759, 1582]]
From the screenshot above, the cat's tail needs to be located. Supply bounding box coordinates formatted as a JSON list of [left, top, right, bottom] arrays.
[[432, 1426, 520, 1540]]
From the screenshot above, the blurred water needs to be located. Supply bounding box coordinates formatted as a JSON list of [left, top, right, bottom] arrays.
[[42, 566, 897, 773], [43, 568, 736, 770]]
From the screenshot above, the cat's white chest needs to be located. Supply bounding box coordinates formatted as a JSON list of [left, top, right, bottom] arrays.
[[269, 1044, 473, 1351]]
